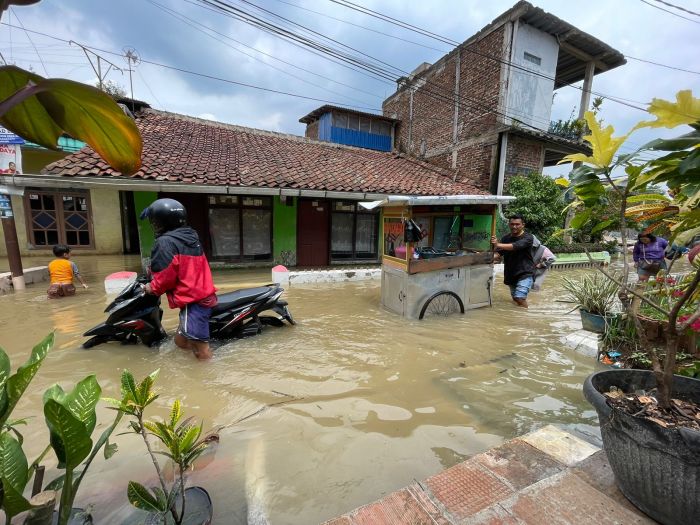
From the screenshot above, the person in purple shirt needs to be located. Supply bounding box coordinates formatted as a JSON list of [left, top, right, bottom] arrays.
[[633, 233, 668, 282]]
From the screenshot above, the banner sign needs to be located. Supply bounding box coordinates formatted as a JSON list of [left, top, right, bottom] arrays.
[[0, 126, 24, 145], [0, 143, 22, 175], [0, 193, 13, 218]]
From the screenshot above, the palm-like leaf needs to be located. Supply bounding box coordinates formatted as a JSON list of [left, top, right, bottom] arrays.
[[44, 400, 93, 470]]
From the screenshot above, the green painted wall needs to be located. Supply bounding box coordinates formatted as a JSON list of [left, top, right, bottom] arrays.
[[462, 214, 493, 251], [273, 196, 297, 266], [134, 191, 157, 265]]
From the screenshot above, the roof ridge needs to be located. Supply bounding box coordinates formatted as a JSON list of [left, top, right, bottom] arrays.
[[142, 108, 405, 157]]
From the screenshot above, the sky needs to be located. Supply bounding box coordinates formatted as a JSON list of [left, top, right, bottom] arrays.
[[2, 0, 700, 173]]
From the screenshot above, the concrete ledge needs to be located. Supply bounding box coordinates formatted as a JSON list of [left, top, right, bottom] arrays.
[[0, 266, 49, 294], [287, 268, 380, 285], [563, 329, 600, 358]]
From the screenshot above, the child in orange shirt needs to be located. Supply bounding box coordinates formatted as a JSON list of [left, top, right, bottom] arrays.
[[47, 244, 88, 298]]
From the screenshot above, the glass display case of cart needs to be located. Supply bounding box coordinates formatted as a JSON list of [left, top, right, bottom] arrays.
[[379, 201, 501, 275]]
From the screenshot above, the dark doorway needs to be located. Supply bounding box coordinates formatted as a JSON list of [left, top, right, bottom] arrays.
[[159, 192, 211, 256], [297, 199, 329, 266], [119, 191, 140, 254]]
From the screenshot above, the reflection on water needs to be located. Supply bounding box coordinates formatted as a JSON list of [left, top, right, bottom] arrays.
[[0, 255, 603, 524]]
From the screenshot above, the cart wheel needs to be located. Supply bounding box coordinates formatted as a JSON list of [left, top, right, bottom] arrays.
[[419, 291, 465, 320]]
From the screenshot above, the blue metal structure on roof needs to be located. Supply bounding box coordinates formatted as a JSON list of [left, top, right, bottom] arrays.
[[316, 110, 392, 152]]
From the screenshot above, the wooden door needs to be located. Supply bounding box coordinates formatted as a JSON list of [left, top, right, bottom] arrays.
[[297, 199, 329, 267]]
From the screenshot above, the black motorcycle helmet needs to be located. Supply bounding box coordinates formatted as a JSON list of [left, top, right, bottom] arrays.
[[139, 198, 187, 237]]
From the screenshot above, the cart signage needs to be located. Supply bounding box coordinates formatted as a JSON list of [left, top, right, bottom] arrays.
[[383, 217, 406, 260]]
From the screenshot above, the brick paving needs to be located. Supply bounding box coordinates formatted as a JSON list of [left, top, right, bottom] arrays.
[[323, 425, 657, 525]]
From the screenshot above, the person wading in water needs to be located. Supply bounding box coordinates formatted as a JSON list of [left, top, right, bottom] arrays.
[[491, 215, 535, 308], [140, 198, 218, 360]]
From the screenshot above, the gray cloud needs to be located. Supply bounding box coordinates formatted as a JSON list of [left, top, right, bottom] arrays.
[[3, 0, 699, 144]]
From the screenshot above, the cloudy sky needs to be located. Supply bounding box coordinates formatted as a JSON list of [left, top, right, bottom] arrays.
[[2, 0, 699, 170]]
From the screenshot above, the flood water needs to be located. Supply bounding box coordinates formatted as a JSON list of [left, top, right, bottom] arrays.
[[0, 255, 603, 524]]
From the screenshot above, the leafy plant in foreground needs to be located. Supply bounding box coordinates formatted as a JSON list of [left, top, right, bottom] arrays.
[[110, 370, 216, 525], [0, 334, 124, 524], [559, 89, 700, 410]]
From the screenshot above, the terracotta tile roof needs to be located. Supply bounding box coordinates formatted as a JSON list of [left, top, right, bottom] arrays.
[[42, 109, 488, 196]]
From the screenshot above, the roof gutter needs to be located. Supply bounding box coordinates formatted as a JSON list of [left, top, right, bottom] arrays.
[[1, 173, 391, 201]]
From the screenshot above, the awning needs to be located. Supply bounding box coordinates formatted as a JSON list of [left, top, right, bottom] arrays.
[[359, 195, 515, 210]]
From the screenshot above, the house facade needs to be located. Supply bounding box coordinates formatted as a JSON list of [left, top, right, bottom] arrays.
[[381, 1, 625, 193], [6, 109, 488, 268]]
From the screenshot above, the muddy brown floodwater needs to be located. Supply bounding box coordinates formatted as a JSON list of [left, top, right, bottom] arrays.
[[0, 255, 603, 524]]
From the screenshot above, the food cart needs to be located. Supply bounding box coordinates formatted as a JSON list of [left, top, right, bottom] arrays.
[[360, 195, 514, 319]]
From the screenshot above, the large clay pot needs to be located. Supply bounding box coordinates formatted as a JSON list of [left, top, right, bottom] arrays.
[[583, 369, 700, 524]]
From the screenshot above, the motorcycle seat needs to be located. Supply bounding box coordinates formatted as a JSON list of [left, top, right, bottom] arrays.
[[212, 287, 274, 314]]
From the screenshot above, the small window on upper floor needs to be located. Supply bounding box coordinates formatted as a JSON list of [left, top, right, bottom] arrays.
[[359, 117, 371, 133], [372, 120, 392, 136], [347, 114, 359, 131], [523, 52, 541, 66], [333, 112, 348, 128]]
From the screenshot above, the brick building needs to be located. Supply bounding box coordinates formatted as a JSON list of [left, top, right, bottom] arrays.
[[382, 1, 625, 193]]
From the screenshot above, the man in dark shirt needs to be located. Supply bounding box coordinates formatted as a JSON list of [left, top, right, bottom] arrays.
[[491, 215, 535, 308]]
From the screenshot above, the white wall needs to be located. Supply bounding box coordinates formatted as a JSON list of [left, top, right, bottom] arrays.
[[506, 23, 558, 131]]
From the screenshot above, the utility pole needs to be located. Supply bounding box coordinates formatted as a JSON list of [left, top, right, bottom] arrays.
[[124, 47, 140, 113], [0, 191, 24, 290]]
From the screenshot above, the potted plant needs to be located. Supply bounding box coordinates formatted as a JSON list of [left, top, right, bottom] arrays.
[[111, 370, 217, 525], [561, 90, 700, 524], [562, 272, 619, 333]]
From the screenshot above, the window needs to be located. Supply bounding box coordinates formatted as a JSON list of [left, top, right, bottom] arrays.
[[208, 195, 272, 261], [25, 190, 93, 248], [359, 117, 371, 133], [331, 201, 379, 260], [333, 112, 348, 128], [372, 120, 392, 136], [347, 114, 359, 131], [523, 52, 541, 66]]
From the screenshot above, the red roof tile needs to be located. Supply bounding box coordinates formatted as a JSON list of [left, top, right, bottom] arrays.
[[42, 109, 488, 196]]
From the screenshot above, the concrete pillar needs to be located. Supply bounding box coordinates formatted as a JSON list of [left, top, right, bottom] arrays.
[[451, 49, 461, 169], [578, 62, 595, 119]]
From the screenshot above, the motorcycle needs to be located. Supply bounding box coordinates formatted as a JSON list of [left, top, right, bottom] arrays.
[[83, 277, 295, 349]]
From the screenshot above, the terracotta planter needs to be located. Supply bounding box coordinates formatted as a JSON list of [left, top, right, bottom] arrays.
[[638, 315, 700, 357]]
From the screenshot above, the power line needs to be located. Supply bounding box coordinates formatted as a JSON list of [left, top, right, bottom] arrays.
[[197, 0, 645, 141], [9, 7, 48, 76], [198, 0, 403, 81], [185, 0, 397, 84], [197, 0, 562, 131], [327, 0, 700, 119], [0, 21, 384, 112], [271, 0, 450, 53], [639, 0, 700, 23], [148, 0, 382, 105], [328, 0, 459, 46], [651, 0, 700, 17], [625, 55, 700, 75]]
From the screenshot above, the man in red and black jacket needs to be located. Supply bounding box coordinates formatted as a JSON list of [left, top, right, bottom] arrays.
[[141, 198, 217, 360]]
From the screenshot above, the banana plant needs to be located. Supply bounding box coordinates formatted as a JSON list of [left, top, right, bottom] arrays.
[[111, 371, 216, 525], [0, 334, 124, 524]]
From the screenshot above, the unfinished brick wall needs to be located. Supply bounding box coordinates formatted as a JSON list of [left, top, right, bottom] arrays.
[[383, 26, 506, 191], [504, 135, 544, 184], [305, 120, 319, 140]]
